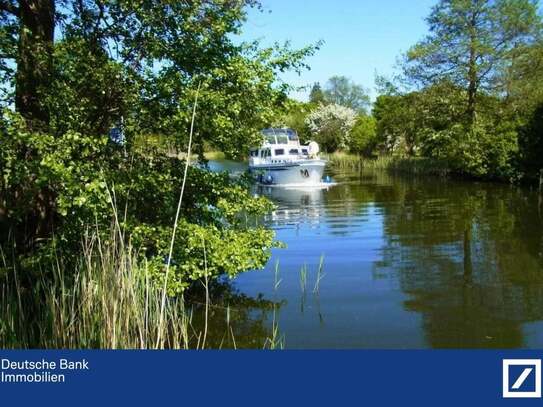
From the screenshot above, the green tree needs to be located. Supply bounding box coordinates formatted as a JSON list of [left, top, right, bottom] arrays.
[[323, 75, 370, 113], [506, 40, 543, 115], [272, 99, 313, 142], [373, 92, 420, 155], [349, 115, 377, 156], [518, 103, 543, 180], [405, 0, 541, 123], [1, 1, 318, 142], [0, 1, 317, 291], [309, 82, 325, 104]]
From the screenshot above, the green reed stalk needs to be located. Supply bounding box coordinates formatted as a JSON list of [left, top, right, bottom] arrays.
[[274, 260, 282, 291], [300, 264, 307, 294], [313, 255, 325, 294], [0, 230, 191, 349]]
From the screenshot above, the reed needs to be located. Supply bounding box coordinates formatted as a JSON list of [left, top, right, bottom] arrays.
[[273, 260, 282, 291], [0, 231, 192, 349], [313, 255, 325, 294], [323, 151, 366, 170], [299, 264, 308, 294], [324, 152, 450, 176], [263, 305, 284, 350]]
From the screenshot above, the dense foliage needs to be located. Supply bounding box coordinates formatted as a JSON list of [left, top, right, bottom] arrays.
[[349, 115, 377, 156], [371, 0, 543, 182], [0, 0, 316, 292]]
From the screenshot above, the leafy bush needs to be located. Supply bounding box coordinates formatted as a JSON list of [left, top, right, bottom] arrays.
[[349, 115, 377, 156], [0, 111, 277, 293], [419, 118, 519, 180]]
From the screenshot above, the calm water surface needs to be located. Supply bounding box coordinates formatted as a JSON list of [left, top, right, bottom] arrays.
[[202, 160, 543, 349]]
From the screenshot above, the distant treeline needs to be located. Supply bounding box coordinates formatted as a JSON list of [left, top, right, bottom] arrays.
[[277, 0, 543, 183]]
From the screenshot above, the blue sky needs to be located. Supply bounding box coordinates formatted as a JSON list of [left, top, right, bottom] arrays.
[[239, 0, 438, 100]]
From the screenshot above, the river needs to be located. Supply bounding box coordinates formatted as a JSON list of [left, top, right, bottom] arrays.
[[200, 160, 543, 348]]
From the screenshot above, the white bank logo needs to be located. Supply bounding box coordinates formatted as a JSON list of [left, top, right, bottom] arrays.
[[503, 359, 541, 398]]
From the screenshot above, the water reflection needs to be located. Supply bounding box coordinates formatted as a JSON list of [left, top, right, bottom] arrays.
[[209, 160, 543, 348], [256, 185, 327, 229], [374, 179, 543, 348], [186, 279, 282, 349]]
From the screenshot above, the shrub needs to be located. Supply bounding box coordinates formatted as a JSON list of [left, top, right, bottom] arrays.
[[419, 118, 519, 180], [349, 115, 377, 156], [0, 111, 277, 294], [305, 103, 357, 152]]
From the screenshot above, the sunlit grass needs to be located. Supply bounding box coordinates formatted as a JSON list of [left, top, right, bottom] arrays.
[[204, 151, 226, 160], [324, 152, 450, 176], [0, 231, 192, 349]]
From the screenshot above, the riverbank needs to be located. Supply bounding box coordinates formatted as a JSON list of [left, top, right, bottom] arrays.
[[0, 227, 278, 349], [323, 153, 451, 177], [202, 150, 451, 178]]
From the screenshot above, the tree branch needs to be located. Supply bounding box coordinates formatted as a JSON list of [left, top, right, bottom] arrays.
[[0, 0, 19, 16]]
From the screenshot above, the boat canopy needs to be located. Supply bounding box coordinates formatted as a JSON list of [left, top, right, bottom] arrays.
[[261, 128, 299, 145]]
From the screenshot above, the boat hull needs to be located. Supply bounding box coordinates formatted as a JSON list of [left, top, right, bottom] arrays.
[[249, 159, 326, 186]]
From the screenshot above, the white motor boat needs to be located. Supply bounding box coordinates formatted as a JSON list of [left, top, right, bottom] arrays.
[[248, 128, 327, 186]]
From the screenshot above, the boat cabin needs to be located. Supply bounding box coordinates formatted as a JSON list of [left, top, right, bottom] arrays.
[[249, 128, 310, 165]]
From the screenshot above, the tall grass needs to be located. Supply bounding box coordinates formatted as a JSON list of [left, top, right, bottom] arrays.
[[0, 231, 192, 349], [0, 225, 285, 349], [323, 151, 366, 171], [263, 305, 284, 350], [324, 152, 450, 177]]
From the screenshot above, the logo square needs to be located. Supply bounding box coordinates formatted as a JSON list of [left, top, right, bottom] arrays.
[[503, 359, 541, 398]]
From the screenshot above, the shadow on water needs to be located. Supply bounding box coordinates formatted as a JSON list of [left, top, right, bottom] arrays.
[[210, 160, 543, 348], [186, 278, 283, 349]]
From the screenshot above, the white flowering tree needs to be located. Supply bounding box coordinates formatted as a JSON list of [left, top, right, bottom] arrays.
[[305, 103, 357, 152]]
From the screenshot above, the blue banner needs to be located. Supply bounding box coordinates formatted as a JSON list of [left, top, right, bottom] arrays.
[[2, 350, 543, 406]]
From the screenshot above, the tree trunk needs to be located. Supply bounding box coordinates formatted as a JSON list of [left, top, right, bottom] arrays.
[[12, 1, 57, 247], [467, 11, 477, 125], [467, 71, 476, 125], [15, 0, 55, 129]]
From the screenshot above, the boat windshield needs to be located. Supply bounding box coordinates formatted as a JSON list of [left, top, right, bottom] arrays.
[[261, 128, 299, 144]]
